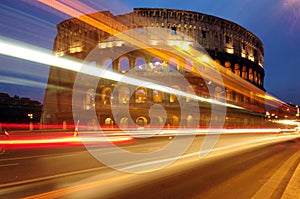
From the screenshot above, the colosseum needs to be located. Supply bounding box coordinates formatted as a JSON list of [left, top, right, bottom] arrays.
[[42, 8, 267, 129]]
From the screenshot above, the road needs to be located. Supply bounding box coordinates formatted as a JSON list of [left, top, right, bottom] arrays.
[[1, 132, 300, 198]]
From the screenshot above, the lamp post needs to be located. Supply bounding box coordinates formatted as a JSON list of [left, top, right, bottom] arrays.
[[27, 113, 33, 131]]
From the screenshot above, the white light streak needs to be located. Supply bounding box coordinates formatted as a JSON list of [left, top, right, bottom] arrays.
[[0, 37, 243, 109]]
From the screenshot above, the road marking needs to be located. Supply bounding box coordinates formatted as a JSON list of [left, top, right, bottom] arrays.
[[252, 150, 300, 199], [0, 163, 19, 167]]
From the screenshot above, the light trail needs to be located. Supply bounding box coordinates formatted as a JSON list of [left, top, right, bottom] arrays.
[[273, 119, 300, 126], [35, 0, 288, 112], [1, 127, 296, 150], [0, 37, 243, 109], [0, 133, 134, 149], [0, 75, 46, 89], [3, 0, 295, 114], [20, 133, 300, 199]]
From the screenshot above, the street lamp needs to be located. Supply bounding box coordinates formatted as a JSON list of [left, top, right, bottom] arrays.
[[27, 113, 33, 131], [27, 113, 33, 119]]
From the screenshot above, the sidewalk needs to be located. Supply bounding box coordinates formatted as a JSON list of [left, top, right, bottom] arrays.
[[252, 150, 300, 199], [281, 160, 300, 199]]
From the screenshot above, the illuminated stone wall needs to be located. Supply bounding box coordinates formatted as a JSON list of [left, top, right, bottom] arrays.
[[42, 8, 266, 127]]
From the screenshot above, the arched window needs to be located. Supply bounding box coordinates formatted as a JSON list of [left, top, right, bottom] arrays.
[[186, 115, 194, 127], [242, 66, 247, 79], [118, 86, 130, 104], [214, 86, 223, 101], [85, 89, 95, 110], [135, 57, 146, 71], [226, 89, 233, 101], [169, 58, 178, 71], [225, 61, 231, 74], [258, 73, 262, 85], [171, 115, 179, 126], [119, 57, 129, 73], [249, 68, 253, 81], [170, 86, 180, 103], [120, 117, 129, 128], [234, 64, 240, 76], [151, 57, 162, 71], [254, 71, 258, 83], [153, 90, 163, 103], [103, 59, 112, 71], [105, 118, 113, 126], [136, 117, 147, 127], [135, 87, 147, 103], [101, 87, 112, 105], [235, 93, 241, 103]]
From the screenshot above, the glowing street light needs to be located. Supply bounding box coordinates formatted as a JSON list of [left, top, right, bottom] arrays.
[[27, 113, 33, 119]]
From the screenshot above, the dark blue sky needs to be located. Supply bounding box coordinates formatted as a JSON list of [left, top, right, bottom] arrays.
[[0, 0, 299, 105]]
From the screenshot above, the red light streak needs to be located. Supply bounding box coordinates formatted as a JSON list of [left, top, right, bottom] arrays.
[[0, 132, 134, 150]]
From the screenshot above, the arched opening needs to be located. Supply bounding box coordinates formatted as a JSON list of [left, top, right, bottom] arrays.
[[85, 88, 95, 110], [258, 73, 262, 85], [226, 89, 233, 101], [234, 64, 240, 76], [171, 115, 179, 126], [186, 115, 194, 127], [136, 117, 147, 127], [242, 66, 247, 79], [151, 57, 162, 71], [101, 87, 112, 105], [249, 68, 253, 81], [105, 117, 113, 126], [135, 87, 147, 103], [120, 117, 129, 128], [119, 57, 130, 73], [135, 57, 146, 71], [152, 89, 164, 103], [214, 86, 223, 101], [170, 85, 180, 103], [224, 61, 232, 74], [254, 71, 258, 83], [103, 58, 112, 71], [118, 86, 130, 104]]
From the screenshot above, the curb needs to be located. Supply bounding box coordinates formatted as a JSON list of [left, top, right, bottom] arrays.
[[281, 160, 300, 199], [252, 151, 300, 199]]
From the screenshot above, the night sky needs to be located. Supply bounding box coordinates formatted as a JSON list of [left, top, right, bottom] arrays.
[[0, 0, 299, 105]]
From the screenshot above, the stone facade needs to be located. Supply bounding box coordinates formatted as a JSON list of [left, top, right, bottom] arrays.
[[42, 8, 266, 128]]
